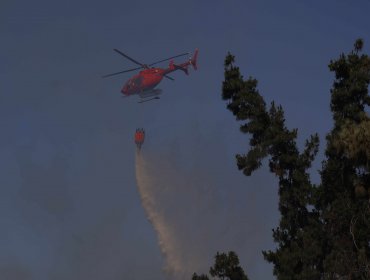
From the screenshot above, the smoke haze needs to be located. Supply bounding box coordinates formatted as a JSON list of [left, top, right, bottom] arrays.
[[2, 0, 368, 279], [135, 133, 277, 280]]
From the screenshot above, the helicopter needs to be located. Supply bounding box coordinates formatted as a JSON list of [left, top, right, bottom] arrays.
[[102, 48, 198, 102]]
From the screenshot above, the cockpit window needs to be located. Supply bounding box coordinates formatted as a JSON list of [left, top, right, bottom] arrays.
[[126, 76, 142, 89], [133, 76, 142, 85]]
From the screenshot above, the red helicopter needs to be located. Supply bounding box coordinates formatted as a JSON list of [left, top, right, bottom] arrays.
[[103, 48, 198, 102]]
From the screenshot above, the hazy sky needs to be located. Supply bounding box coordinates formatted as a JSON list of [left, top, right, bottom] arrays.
[[1, 0, 370, 279]]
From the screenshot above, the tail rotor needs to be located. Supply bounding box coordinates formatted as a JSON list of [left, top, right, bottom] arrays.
[[189, 48, 198, 70]]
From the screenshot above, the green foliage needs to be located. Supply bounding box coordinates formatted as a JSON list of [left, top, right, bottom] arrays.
[[192, 273, 210, 280], [222, 53, 322, 279], [192, 251, 249, 280], [333, 119, 370, 165], [209, 252, 249, 280], [328, 40, 370, 126], [221, 39, 370, 279], [317, 39, 370, 280]]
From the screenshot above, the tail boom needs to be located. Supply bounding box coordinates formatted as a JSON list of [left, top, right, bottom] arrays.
[[164, 48, 198, 75]]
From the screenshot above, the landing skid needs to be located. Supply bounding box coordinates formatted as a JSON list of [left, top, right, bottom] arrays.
[[139, 89, 162, 99], [138, 96, 160, 103]]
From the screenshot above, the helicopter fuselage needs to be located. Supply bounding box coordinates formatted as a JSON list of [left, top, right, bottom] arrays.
[[121, 68, 165, 96]]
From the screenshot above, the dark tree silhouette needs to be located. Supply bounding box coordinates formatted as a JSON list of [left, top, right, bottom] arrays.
[[192, 251, 249, 280], [220, 39, 370, 279]]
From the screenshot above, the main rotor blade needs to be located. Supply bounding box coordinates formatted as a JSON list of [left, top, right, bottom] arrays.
[[164, 75, 174, 81], [149, 52, 189, 66], [102, 66, 143, 78], [113, 49, 145, 67]]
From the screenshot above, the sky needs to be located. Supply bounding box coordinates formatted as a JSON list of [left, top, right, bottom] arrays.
[[1, 0, 370, 279]]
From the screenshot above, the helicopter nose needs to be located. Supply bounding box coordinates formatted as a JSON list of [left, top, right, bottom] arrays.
[[121, 88, 130, 96]]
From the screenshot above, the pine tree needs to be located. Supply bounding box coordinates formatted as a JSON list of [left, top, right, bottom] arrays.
[[221, 39, 370, 279], [222, 53, 322, 279], [192, 251, 249, 280], [317, 39, 370, 279]]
